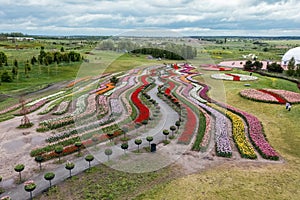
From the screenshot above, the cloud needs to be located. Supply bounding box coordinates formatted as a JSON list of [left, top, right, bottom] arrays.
[[0, 0, 299, 36]]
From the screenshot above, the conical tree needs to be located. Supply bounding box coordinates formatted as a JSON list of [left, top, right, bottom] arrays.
[[14, 164, 25, 182], [85, 154, 94, 169], [44, 172, 55, 188]]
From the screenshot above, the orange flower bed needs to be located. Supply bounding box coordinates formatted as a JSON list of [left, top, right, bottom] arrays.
[[96, 83, 115, 95], [66, 77, 90, 88]]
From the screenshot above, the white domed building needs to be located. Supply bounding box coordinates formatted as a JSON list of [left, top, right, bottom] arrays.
[[282, 47, 300, 66]]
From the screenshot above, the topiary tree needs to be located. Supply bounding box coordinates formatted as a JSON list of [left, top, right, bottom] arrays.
[[44, 172, 55, 188], [14, 164, 25, 182], [34, 156, 44, 171], [163, 129, 169, 141], [170, 125, 176, 136], [24, 180, 36, 200], [134, 139, 142, 152], [55, 145, 63, 163], [121, 143, 129, 154], [65, 161, 75, 178], [74, 141, 82, 156], [104, 148, 113, 161], [146, 136, 153, 148], [175, 120, 181, 130], [85, 154, 94, 169]]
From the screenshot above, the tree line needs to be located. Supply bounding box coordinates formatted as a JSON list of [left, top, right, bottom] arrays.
[[243, 58, 300, 77]]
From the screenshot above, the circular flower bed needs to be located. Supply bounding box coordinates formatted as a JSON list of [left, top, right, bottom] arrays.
[[211, 73, 258, 81]]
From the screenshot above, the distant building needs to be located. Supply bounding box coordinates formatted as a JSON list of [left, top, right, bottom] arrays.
[[7, 37, 35, 41], [281, 47, 300, 66]]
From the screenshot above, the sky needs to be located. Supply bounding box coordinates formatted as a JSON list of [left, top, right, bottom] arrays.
[[0, 0, 300, 36]]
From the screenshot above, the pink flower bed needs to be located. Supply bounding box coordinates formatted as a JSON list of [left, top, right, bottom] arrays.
[[240, 89, 279, 103], [263, 89, 300, 103]]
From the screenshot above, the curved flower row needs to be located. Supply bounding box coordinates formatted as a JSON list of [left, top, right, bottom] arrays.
[[73, 94, 89, 115], [111, 76, 136, 99], [131, 75, 150, 123], [95, 83, 115, 95], [53, 100, 71, 115], [190, 83, 207, 103], [27, 91, 65, 106], [66, 77, 90, 88], [190, 98, 232, 157], [199, 107, 211, 149], [17, 99, 48, 115], [98, 95, 108, 116], [225, 104, 280, 160], [197, 82, 279, 160], [211, 104, 257, 159]]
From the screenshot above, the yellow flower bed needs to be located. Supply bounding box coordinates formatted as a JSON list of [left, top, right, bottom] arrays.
[[209, 103, 257, 159]]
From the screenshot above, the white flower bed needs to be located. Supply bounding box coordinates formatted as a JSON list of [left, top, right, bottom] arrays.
[[53, 100, 71, 115], [211, 73, 258, 81], [190, 83, 207, 103], [27, 91, 65, 106], [73, 94, 89, 115]]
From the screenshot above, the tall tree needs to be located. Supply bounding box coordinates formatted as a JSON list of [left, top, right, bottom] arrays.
[[0, 52, 7, 64], [287, 57, 295, 76]]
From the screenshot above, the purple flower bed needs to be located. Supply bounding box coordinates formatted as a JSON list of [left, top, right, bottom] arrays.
[[189, 97, 232, 157], [110, 98, 123, 116], [110, 76, 136, 99], [18, 99, 47, 115]]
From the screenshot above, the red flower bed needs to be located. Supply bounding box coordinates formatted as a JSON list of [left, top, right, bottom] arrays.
[[226, 73, 240, 81], [258, 89, 286, 104], [178, 105, 197, 144], [131, 75, 150, 123]]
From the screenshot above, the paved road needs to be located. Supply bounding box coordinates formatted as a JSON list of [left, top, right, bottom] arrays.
[[1, 75, 180, 200]]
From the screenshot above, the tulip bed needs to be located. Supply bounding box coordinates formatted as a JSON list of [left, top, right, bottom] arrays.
[[263, 89, 300, 103], [240, 88, 300, 104], [240, 89, 279, 103], [211, 73, 258, 81], [210, 104, 257, 159], [198, 82, 279, 160], [53, 100, 71, 115], [131, 75, 150, 123]]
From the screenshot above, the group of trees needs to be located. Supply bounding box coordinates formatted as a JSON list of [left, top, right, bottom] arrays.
[[36, 47, 81, 66], [131, 44, 197, 60], [243, 60, 264, 71], [97, 39, 197, 60], [0, 47, 82, 83]]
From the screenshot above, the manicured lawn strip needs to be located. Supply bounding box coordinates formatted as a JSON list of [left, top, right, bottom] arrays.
[[192, 110, 207, 151]]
